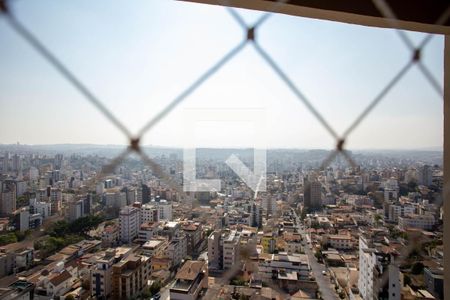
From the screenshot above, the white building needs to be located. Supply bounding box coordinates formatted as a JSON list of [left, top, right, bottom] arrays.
[[29, 198, 51, 219], [258, 253, 310, 280], [417, 165, 433, 186], [358, 236, 376, 300], [208, 230, 241, 270], [387, 204, 416, 222], [96, 182, 104, 195], [142, 199, 172, 222], [68, 199, 84, 221], [15, 181, 27, 197], [358, 235, 401, 300], [141, 205, 159, 223], [222, 230, 241, 270], [168, 236, 187, 267], [398, 214, 435, 230], [384, 178, 399, 202], [104, 191, 127, 208], [138, 222, 160, 242], [119, 206, 140, 243]]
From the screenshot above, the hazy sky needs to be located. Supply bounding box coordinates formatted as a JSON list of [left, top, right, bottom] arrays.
[[0, 0, 444, 150]]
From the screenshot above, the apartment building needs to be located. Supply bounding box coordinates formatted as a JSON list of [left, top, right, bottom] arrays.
[[138, 221, 160, 242], [386, 203, 416, 222], [324, 234, 353, 250], [398, 214, 435, 230], [91, 247, 133, 299], [0, 180, 16, 215], [303, 178, 322, 211], [358, 235, 401, 300], [208, 229, 241, 270], [182, 222, 202, 256], [168, 237, 188, 267], [119, 206, 140, 243], [223, 230, 241, 270], [170, 260, 208, 300], [101, 224, 120, 248], [141, 199, 173, 223], [258, 253, 310, 280], [142, 238, 168, 258], [111, 254, 151, 300]]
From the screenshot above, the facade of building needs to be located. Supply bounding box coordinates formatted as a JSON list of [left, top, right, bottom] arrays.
[[142, 239, 168, 258], [304, 178, 322, 211], [325, 234, 353, 250], [119, 206, 140, 243], [1, 180, 16, 215], [258, 253, 310, 280], [91, 247, 133, 299], [208, 229, 241, 271], [170, 260, 208, 300], [398, 214, 435, 230], [111, 254, 151, 300], [358, 235, 401, 300]]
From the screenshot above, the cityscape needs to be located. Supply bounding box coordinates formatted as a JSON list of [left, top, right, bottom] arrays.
[[0, 0, 447, 300], [0, 145, 445, 300]]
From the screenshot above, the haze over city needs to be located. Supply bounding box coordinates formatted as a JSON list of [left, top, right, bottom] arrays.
[[0, 1, 448, 300]]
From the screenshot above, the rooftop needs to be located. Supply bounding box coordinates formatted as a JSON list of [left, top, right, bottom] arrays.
[[176, 260, 206, 281]]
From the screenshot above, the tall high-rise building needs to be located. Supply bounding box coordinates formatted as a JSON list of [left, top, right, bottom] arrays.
[[250, 201, 263, 228], [141, 184, 151, 204], [111, 254, 150, 299], [54, 154, 63, 170], [123, 187, 136, 205], [303, 178, 322, 211], [262, 196, 277, 217], [207, 229, 241, 270], [119, 206, 140, 243], [11, 154, 22, 172], [418, 165, 433, 186], [0, 181, 17, 215], [68, 199, 84, 221], [91, 248, 133, 299], [358, 235, 401, 300], [50, 188, 62, 215], [0, 155, 9, 173], [83, 194, 92, 215]]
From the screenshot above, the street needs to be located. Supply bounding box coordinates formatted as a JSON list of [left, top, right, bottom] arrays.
[[294, 212, 338, 300]]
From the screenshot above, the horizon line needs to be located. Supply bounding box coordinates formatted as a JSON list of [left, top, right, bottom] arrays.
[[0, 143, 443, 152]]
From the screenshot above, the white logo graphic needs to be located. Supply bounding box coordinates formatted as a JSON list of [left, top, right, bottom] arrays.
[[183, 108, 266, 193]]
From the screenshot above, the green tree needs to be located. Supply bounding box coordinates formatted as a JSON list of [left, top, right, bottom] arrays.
[[47, 220, 69, 237], [374, 214, 383, 223], [230, 276, 247, 286], [315, 250, 323, 262], [68, 215, 104, 235], [16, 195, 29, 208], [149, 281, 162, 296], [0, 233, 18, 246], [141, 287, 151, 299], [65, 295, 75, 300]]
